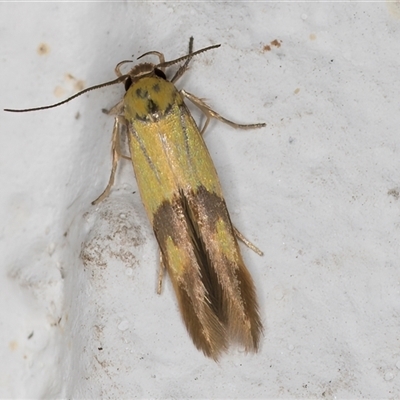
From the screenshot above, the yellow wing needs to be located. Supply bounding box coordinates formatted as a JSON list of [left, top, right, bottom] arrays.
[[125, 75, 262, 359]]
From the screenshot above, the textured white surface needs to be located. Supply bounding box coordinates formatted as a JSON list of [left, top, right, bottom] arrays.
[[2, 2, 400, 398]]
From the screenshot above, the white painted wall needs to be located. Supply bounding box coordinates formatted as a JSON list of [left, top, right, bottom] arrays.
[[1, 2, 400, 398]]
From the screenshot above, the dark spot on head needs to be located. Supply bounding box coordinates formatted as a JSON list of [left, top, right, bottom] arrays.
[[147, 99, 158, 114], [154, 68, 166, 80], [164, 101, 173, 115], [136, 88, 148, 99], [152, 83, 160, 93]]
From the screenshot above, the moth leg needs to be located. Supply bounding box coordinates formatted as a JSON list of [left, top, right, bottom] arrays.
[[199, 116, 211, 136], [233, 226, 263, 256], [102, 99, 124, 118], [157, 251, 166, 294], [180, 90, 266, 135], [92, 115, 129, 205], [103, 103, 131, 161]]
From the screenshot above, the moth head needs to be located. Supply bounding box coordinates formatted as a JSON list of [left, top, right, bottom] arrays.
[[124, 63, 167, 91]]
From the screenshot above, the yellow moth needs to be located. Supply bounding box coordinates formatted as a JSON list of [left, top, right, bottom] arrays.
[[5, 38, 265, 360]]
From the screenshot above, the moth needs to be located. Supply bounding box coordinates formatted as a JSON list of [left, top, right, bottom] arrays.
[[5, 38, 265, 360]]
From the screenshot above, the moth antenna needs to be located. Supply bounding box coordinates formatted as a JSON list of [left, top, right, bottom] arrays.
[[4, 75, 127, 113], [157, 43, 221, 69]]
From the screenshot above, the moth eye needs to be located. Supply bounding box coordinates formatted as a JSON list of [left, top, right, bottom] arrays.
[[154, 68, 167, 80], [124, 76, 132, 91]]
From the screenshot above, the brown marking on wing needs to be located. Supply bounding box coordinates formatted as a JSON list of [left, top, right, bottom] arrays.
[[186, 186, 263, 352], [153, 195, 227, 360], [153, 187, 262, 359]]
